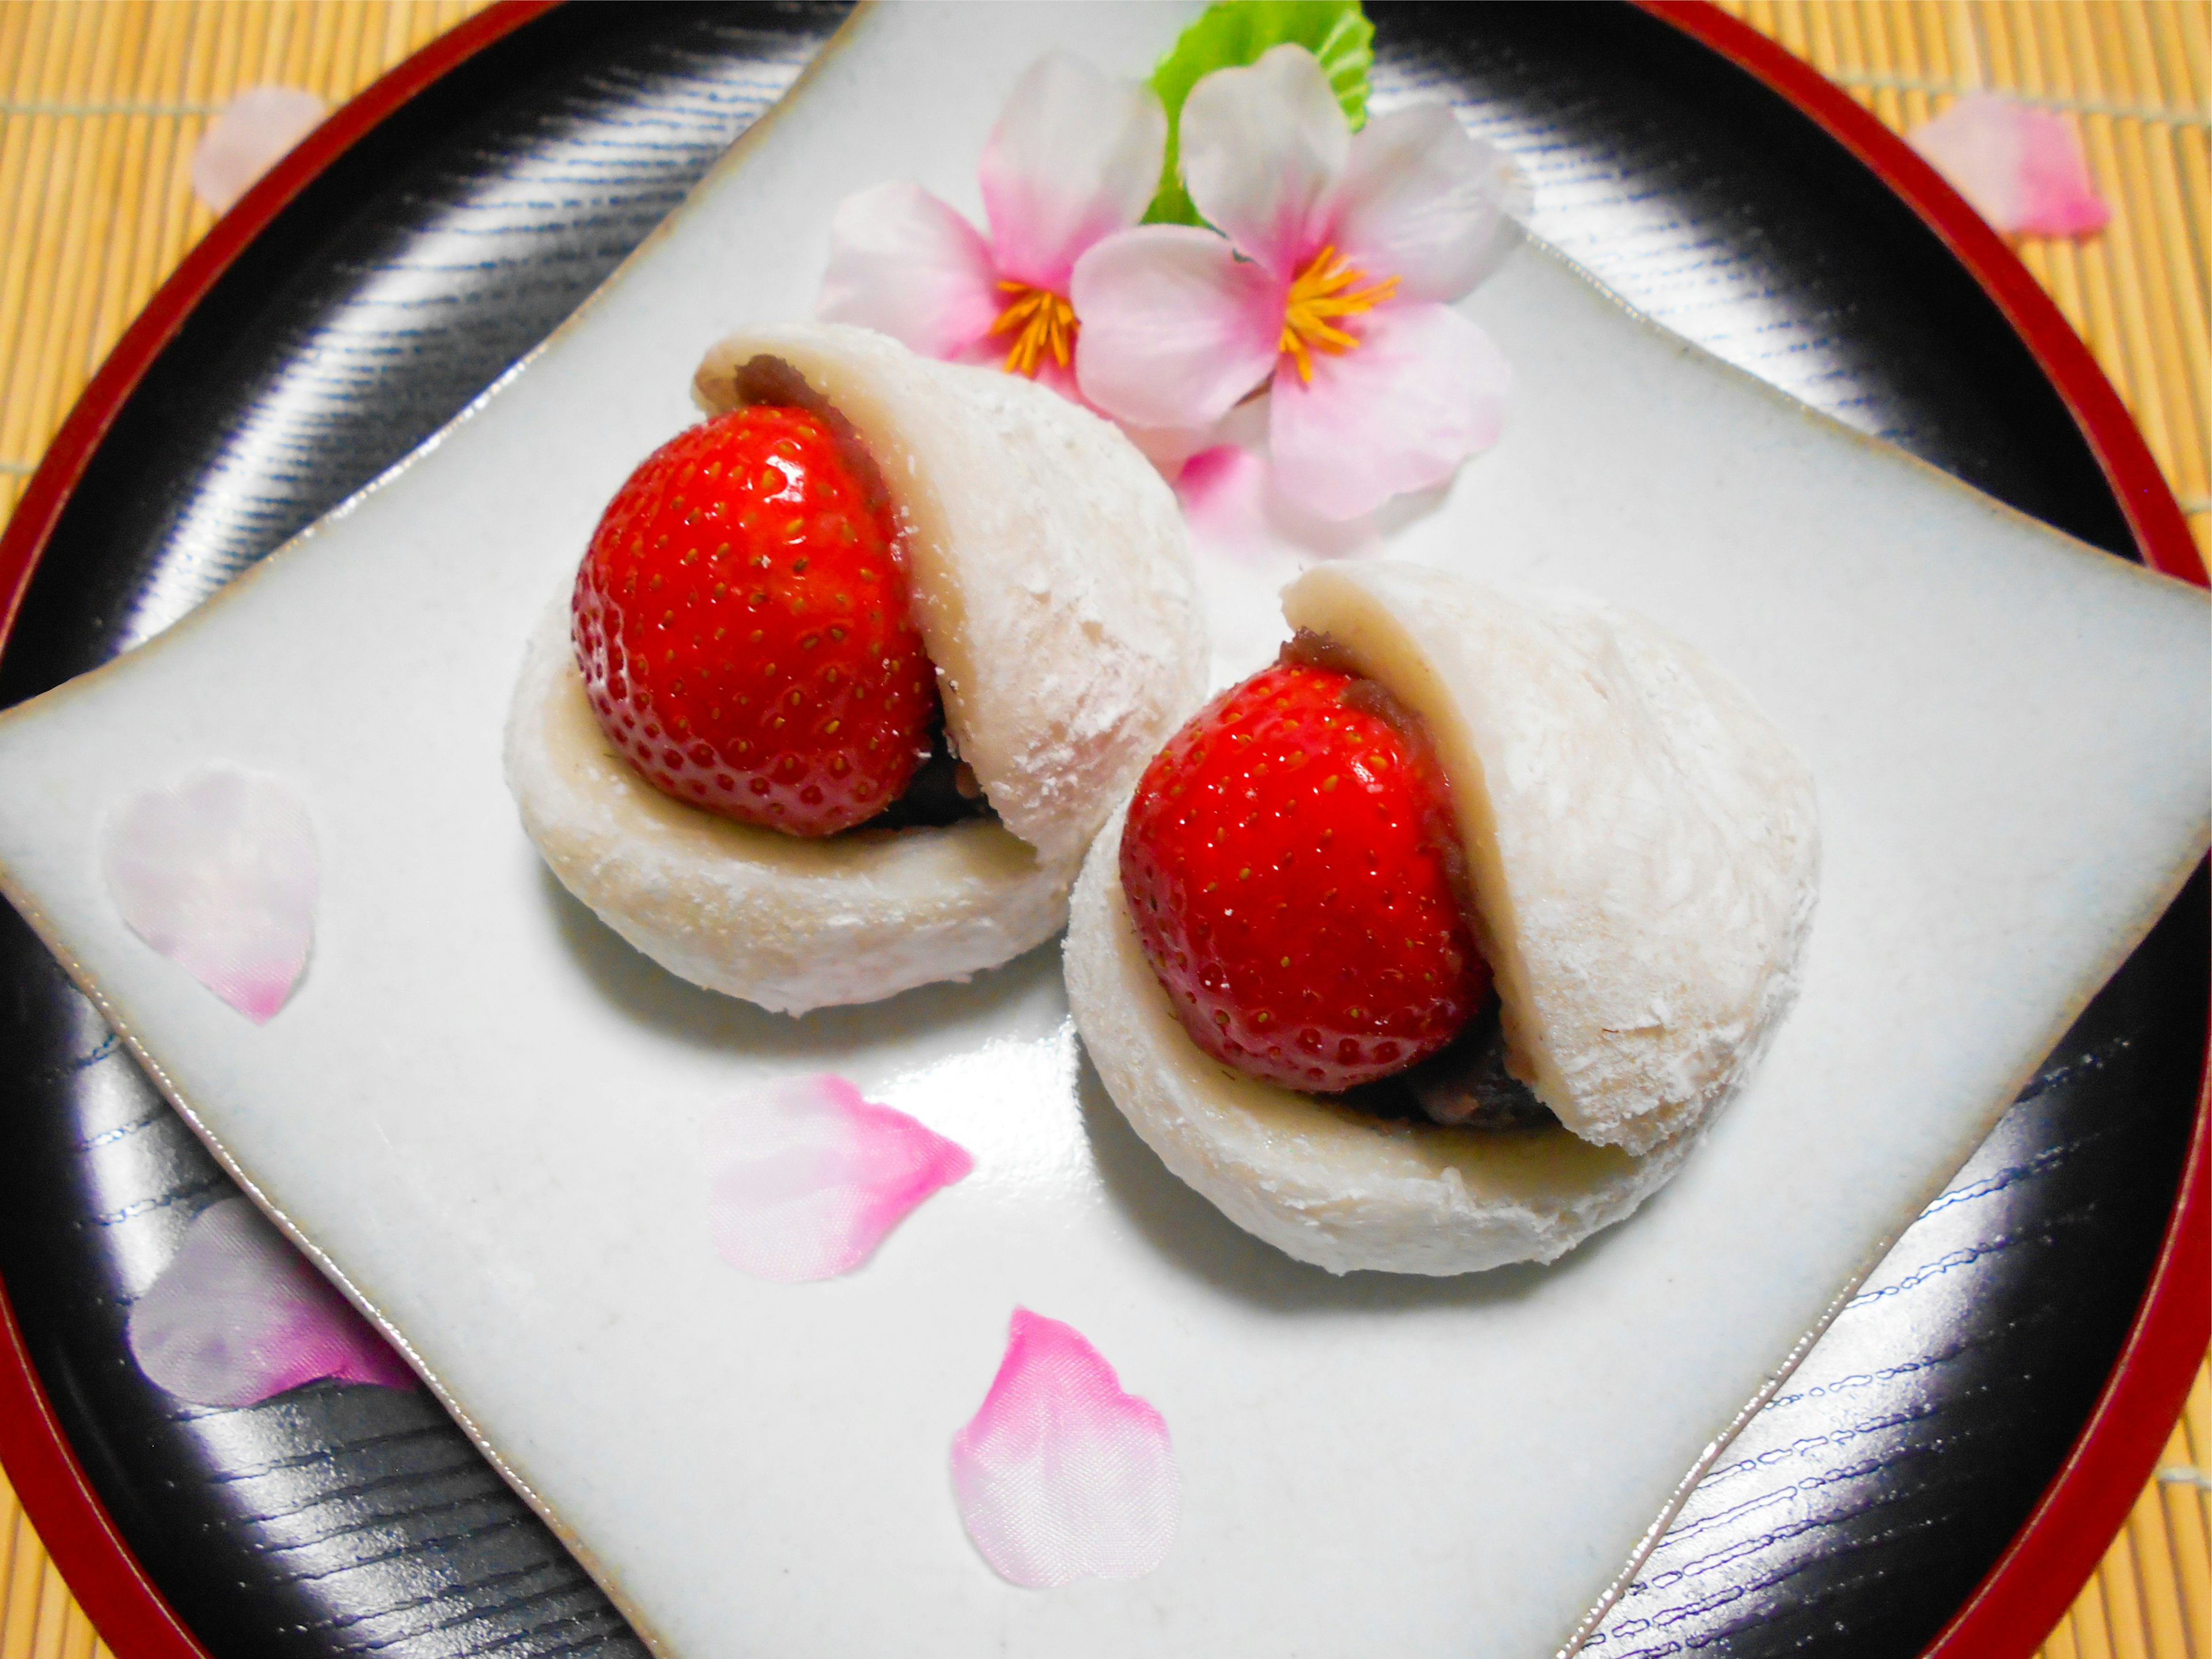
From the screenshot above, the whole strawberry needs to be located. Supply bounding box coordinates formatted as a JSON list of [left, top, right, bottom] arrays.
[[572, 406, 937, 836], [1119, 658, 1488, 1092]]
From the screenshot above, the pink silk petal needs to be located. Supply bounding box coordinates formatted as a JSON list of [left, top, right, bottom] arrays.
[[1176, 444, 1381, 564], [1179, 44, 1349, 278], [1907, 94, 2111, 237], [127, 1198, 415, 1407], [103, 767, 318, 1022], [1267, 301, 1510, 521], [1325, 103, 1527, 304], [980, 52, 1167, 294], [951, 1309, 1179, 1589], [816, 181, 1005, 360], [1071, 225, 1281, 430], [190, 86, 328, 214], [706, 1074, 972, 1283]]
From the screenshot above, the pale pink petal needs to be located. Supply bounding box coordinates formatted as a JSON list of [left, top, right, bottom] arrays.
[[1268, 302, 1510, 521], [951, 1309, 1179, 1588], [1071, 225, 1281, 430], [817, 182, 1005, 360], [1176, 444, 1381, 564], [1179, 44, 1349, 276], [980, 52, 1168, 293], [190, 86, 327, 214], [127, 1197, 414, 1407], [1908, 93, 2110, 237], [706, 1074, 972, 1282], [1324, 104, 1527, 303], [1118, 419, 1225, 472], [1128, 369, 1265, 476], [103, 767, 317, 1022]]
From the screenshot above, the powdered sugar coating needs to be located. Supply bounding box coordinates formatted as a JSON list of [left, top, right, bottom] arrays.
[[1282, 567, 1820, 1156], [506, 325, 1208, 1013], [1067, 569, 1817, 1272], [1065, 808, 1700, 1275], [696, 323, 1210, 867], [505, 597, 1080, 1013], [951, 1308, 1179, 1588], [705, 1073, 972, 1282], [127, 1196, 414, 1407]]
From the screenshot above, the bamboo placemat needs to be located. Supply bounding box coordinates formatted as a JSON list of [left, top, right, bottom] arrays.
[[1728, 0, 2210, 571], [0, 4, 2203, 1657]]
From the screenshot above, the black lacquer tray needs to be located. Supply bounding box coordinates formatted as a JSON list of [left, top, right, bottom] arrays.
[[0, 5, 2200, 1656]]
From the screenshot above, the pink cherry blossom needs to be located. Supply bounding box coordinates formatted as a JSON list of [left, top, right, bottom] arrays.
[[705, 1074, 972, 1282], [1073, 46, 1521, 521], [818, 52, 1165, 400], [951, 1308, 1179, 1588], [1908, 94, 2110, 238], [127, 1197, 415, 1407], [1176, 442, 1379, 563]]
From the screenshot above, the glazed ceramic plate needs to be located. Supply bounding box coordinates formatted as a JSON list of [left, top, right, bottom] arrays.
[[0, 6, 2204, 1659]]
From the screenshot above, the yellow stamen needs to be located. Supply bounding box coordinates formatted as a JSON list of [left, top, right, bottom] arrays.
[[991, 279, 1077, 378], [1278, 245, 1399, 383]]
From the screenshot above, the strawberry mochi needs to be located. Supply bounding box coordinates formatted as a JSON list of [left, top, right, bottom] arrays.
[[505, 324, 1207, 1014], [1065, 565, 1819, 1275]]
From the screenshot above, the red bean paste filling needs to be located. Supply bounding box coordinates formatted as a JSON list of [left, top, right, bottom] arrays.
[[1281, 630, 1556, 1133], [732, 355, 990, 835], [869, 710, 990, 832], [1340, 999, 1556, 1130]]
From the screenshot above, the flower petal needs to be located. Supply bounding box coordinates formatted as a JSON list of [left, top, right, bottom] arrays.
[[980, 52, 1168, 293], [951, 1309, 1179, 1588], [1120, 418, 1228, 472], [1268, 302, 1510, 520], [705, 1074, 972, 1282], [127, 1197, 414, 1407], [1908, 93, 2111, 237], [1325, 103, 1527, 303], [1177, 444, 1381, 565], [1071, 225, 1281, 430], [816, 182, 1004, 360], [191, 86, 327, 214], [103, 767, 317, 1022], [1180, 44, 1349, 275]]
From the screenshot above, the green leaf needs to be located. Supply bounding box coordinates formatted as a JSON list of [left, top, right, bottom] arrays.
[[1144, 1, 1374, 227]]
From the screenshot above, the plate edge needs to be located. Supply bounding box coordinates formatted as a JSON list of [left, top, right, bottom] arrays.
[[0, 6, 559, 1655], [1631, 9, 2211, 1656]]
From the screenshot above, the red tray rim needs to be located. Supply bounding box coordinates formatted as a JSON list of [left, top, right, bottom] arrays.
[[1641, 9, 2210, 1659], [0, 3, 2202, 1654]]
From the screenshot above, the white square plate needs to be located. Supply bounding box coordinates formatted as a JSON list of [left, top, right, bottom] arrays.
[[0, 7, 2203, 1656]]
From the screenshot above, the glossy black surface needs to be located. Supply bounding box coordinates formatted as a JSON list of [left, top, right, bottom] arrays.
[[0, 5, 2198, 1656]]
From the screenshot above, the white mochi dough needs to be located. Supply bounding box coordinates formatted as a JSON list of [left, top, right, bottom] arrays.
[[1064, 567, 1819, 1273], [505, 325, 1207, 1014], [1066, 810, 1701, 1276], [507, 600, 1082, 1013], [695, 323, 1209, 867], [1282, 567, 1820, 1157]]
